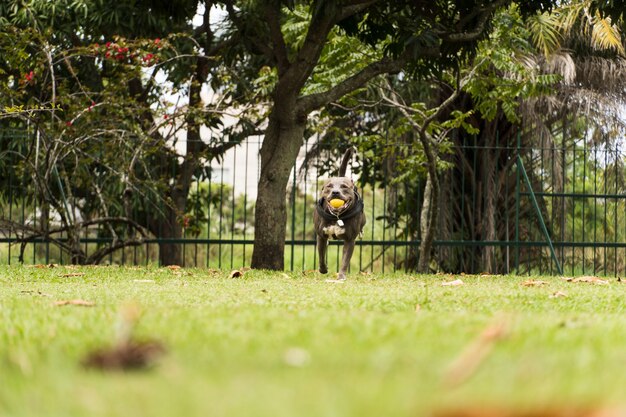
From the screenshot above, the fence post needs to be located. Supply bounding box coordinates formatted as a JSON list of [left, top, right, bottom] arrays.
[[515, 134, 521, 274], [516, 154, 563, 276]]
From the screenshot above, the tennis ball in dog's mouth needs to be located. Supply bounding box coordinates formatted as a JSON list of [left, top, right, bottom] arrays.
[[329, 198, 345, 208]]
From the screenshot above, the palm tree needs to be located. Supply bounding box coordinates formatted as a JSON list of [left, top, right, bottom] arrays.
[[438, 0, 626, 274]]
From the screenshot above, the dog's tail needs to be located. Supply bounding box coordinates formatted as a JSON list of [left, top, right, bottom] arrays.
[[338, 147, 354, 177]]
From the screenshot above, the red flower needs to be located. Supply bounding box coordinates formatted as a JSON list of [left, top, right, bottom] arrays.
[[105, 41, 111, 48], [143, 53, 154, 62], [163, 114, 169, 119], [24, 71, 35, 82], [66, 121, 73, 127]]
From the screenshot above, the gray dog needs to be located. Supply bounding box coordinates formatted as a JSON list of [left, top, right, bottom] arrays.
[[313, 149, 366, 281]]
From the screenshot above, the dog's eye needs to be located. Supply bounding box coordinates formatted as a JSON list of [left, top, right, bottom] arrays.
[[340, 184, 349, 189]]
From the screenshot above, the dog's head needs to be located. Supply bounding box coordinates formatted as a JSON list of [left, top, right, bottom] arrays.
[[319, 177, 357, 212]]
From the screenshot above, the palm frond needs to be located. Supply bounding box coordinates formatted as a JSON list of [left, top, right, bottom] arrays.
[[590, 13, 625, 55], [528, 12, 563, 55]]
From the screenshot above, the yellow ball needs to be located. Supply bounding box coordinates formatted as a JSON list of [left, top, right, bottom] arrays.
[[329, 199, 345, 208]]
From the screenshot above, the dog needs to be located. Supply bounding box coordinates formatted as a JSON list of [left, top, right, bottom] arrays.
[[313, 148, 366, 281]]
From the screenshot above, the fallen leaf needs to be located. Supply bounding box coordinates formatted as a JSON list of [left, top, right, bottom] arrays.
[[30, 263, 58, 269], [54, 299, 95, 307], [21, 290, 52, 297], [443, 317, 509, 388], [563, 276, 609, 285], [82, 340, 166, 371], [60, 273, 86, 278], [166, 265, 181, 271], [550, 291, 568, 298], [229, 270, 243, 278], [442, 279, 464, 287], [521, 280, 549, 287]]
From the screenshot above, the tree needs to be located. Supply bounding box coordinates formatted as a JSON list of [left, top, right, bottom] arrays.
[[229, 0, 558, 271], [0, 1, 251, 265], [291, 1, 626, 274]]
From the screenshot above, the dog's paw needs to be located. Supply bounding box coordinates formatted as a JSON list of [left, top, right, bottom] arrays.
[[319, 267, 328, 274]]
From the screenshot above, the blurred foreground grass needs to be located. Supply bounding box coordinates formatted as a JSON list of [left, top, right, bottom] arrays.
[[1, 266, 626, 417]]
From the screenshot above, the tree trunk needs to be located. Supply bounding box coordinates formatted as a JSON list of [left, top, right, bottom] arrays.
[[481, 148, 497, 273], [156, 206, 183, 266], [418, 173, 434, 272], [251, 113, 305, 270]]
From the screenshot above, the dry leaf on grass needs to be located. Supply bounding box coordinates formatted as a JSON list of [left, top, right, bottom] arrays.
[[229, 269, 243, 278], [165, 265, 181, 271], [82, 340, 166, 371], [30, 263, 58, 269], [550, 291, 568, 298], [54, 299, 95, 307], [59, 273, 86, 278], [442, 279, 464, 287], [443, 317, 509, 388], [21, 290, 52, 297], [563, 276, 609, 285], [521, 280, 549, 287]]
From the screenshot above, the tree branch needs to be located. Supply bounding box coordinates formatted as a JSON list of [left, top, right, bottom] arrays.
[[297, 55, 406, 114], [277, 2, 339, 95], [223, 0, 275, 62], [441, 0, 508, 43], [264, 2, 290, 75]]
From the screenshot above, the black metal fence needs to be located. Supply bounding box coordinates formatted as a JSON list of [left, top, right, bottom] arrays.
[[2, 130, 626, 276]]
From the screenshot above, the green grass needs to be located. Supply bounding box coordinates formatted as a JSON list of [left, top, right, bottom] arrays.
[[2, 266, 626, 417]]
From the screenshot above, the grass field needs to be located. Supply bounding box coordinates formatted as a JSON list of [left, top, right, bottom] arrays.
[[2, 266, 626, 417]]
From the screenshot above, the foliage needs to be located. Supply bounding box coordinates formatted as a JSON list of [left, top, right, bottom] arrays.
[[0, 2, 254, 264]]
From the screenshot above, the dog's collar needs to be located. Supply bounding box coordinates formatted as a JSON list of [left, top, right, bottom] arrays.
[[316, 192, 364, 222]]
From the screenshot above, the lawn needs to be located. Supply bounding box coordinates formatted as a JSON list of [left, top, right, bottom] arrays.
[[1, 265, 626, 417]]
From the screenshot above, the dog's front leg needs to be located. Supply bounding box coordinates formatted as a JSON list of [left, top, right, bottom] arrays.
[[337, 240, 356, 280], [317, 235, 328, 274]]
